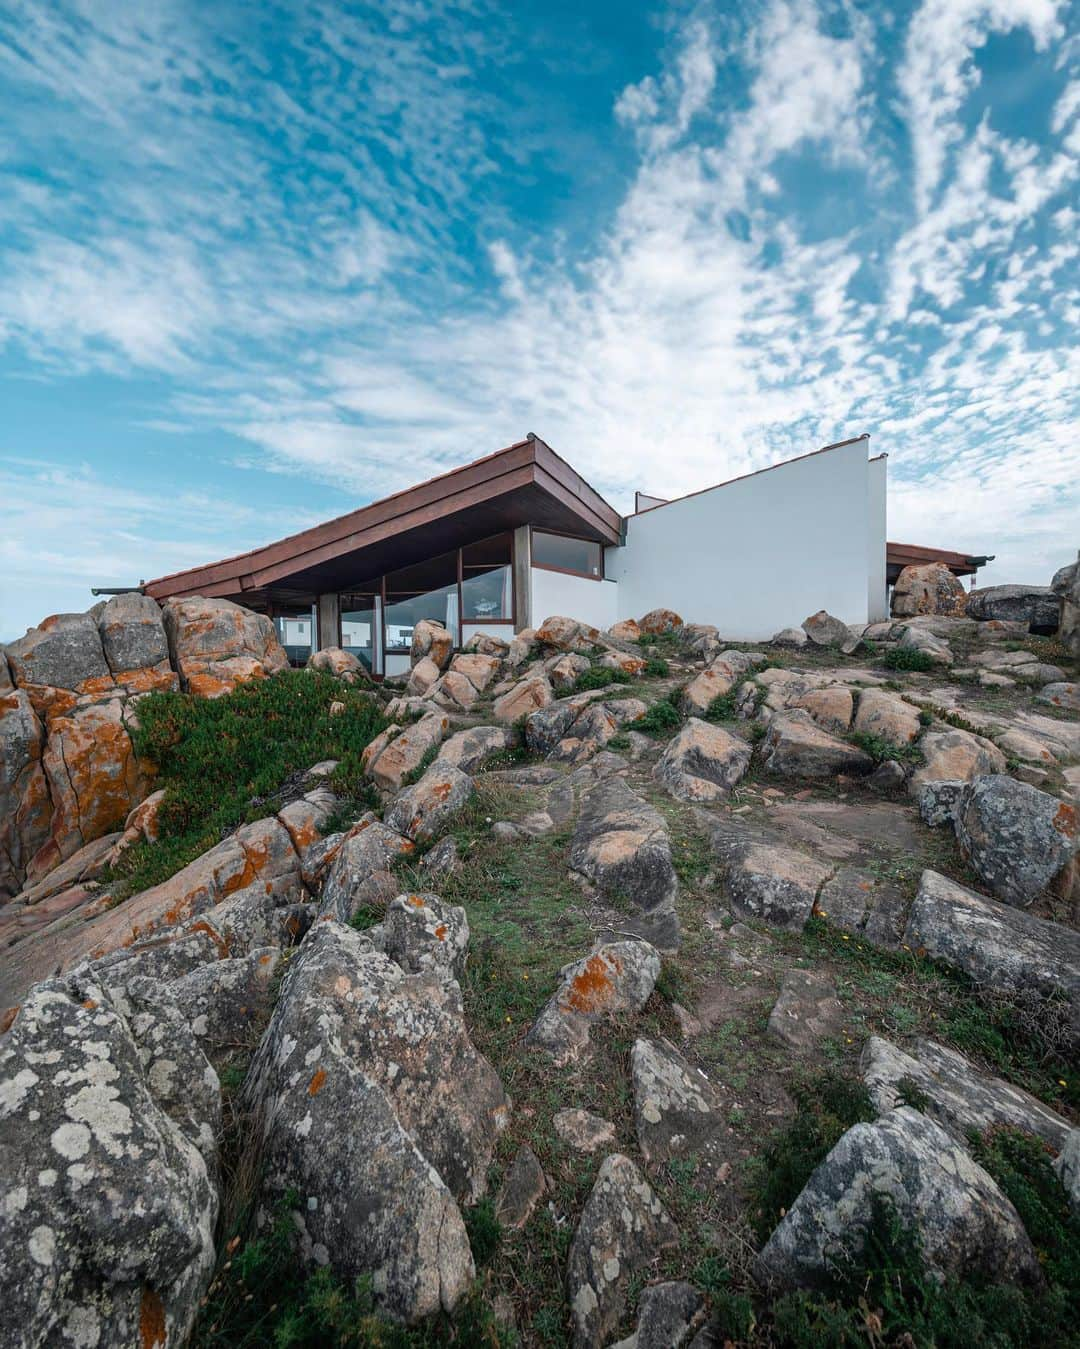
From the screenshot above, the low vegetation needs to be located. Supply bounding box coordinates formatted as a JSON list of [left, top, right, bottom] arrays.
[[107, 672, 386, 899], [880, 647, 937, 673]]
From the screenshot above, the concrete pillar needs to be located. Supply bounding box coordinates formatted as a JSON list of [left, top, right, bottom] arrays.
[[316, 593, 339, 651], [513, 525, 531, 633]]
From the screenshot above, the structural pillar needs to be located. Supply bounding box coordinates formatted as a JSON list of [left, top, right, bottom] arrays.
[[316, 593, 339, 652], [513, 525, 531, 633]]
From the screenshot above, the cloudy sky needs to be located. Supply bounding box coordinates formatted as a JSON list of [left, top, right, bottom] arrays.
[[1, 0, 1078, 640]]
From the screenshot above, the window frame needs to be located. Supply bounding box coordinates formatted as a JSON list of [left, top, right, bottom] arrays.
[[529, 526, 605, 582]]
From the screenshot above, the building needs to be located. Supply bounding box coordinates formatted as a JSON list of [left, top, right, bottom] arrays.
[[145, 432, 890, 674]]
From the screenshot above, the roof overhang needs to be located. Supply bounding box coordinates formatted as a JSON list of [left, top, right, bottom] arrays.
[[145, 435, 622, 604], [886, 541, 992, 582]]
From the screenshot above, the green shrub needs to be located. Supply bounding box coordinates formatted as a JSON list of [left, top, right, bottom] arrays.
[[633, 694, 682, 737], [569, 664, 632, 694], [642, 657, 670, 678], [703, 689, 740, 721], [463, 1198, 501, 1267], [112, 672, 386, 898], [880, 647, 936, 672], [849, 730, 924, 766]]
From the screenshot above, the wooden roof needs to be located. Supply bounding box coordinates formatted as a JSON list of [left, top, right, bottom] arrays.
[[145, 434, 622, 603], [886, 542, 992, 579]]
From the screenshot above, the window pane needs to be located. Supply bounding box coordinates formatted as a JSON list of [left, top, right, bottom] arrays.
[[275, 611, 314, 666], [462, 532, 511, 570], [532, 531, 602, 577], [462, 565, 512, 620], [340, 592, 378, 672], [385, 549, 460, 649]]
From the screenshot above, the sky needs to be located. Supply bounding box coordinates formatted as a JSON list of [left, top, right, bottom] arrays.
[[1, 0, 1078, 642]]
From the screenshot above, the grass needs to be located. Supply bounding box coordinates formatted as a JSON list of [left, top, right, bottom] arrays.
[[106, 671, 386, 900], [633, 691, 683, 737], [567, 664, 632, 694], [799, 918, 1078, 1112], [849, 729, 925, 765]]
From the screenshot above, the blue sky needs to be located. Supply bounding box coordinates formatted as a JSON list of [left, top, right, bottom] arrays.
[[1, 0, 1078, 641]]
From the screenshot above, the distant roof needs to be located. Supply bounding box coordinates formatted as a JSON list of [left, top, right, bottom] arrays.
[[145, 434, 621, 604]]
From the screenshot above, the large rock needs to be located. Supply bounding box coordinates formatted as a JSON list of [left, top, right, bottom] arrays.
[[721, 837, 831, 931], [384, 762, 473, 842], [319, 819, 415, 923], [802, 610, 856, 650], [1051, 552, 1079, 657], [569, 777, 678, 944], [436, 724, 514, 773], [0, 971, 219, 1349], [96, 592, 177, 694], [767, 969, 845, 1050], [953, 775, 1078, 908], [630, 1038, 722, 1164], [243, 923, 475, 1323], [566, 1154, 678, 1348], [447, 652, 501, 693], [5, 611, 114, 717], [792, 686, 853, 734], [681, 658, 739, 715], [612, 1281, 704, 1349], [308, 646, 364, 680], [410, 619, 453, 670], [897, 624, 953, 664], [852, 689, 920, 745], [653, 718, 751, 803], [890, 563, 968, 618], [380, 892, 469, 985], [365, 710, 449, 791], [34, 698, 149, 880], [0, 689, 52, 899], [536, 615, 602, 652], [968, 584, 1060, 632], [638, 608, 683, 635], [760, 709, 874, 779], [754, 1108, 1039, 1291], [526, 940, 661, 1066], [161, 596, 288, 697], [1037, 682, 1080, 713], [170, 947, 282, 1058], [493, 673, 554, 723], [861, 1036, 1072, 1151], [910, 727, 1006, 795], [903, 869, 1080, 1034]]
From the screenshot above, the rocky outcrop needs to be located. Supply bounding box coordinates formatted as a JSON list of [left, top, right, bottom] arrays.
[[630, 1038, 722, 1163], [852, 688, 920, 745], [436, 724, 513, 773], [162, 596, 288, 697], [364, 710, 449, 792], [890, 563, 968, 618], [638, 608, 683, 635], [318, 819, 415, 923], [952, 776, 1078, 908], [410, 619, 453, 670], [566, 1153, 678, 1348], [307, 645, 365, 680], [526, 940, 661, 1066], [244, 923, 477, 1323], [1051, 552, 1080, 657], [861, 1035, 1072, 1151], [903, 869, 1080, 1034], [754, 1108, 1039, 1291], [0, 970, 219, 1349], [493, 673, 555, 723], [760, 710, 874, 779], [384, 762, 473, 842], [802, 610, 857, 650], [910, 727, 1006, 795], [97, 591, 178, 693], [767, 969, 845, 1050], [380, 892, 470, 984], [569, 777, 678, 945], [967, 584, 1059, 632], [0, 690, 52, 898], [612, 1281, 704, 1349], [653, 718, 751, 802]]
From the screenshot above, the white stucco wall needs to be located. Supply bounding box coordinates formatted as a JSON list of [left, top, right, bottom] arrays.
[[530, 568, 619, 631], [866, 455, 888, 622], [605, 438, 882, 640], [462, 621, 516, 645]]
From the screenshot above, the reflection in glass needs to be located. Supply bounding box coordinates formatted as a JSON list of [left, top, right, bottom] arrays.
[[385, 549, 460, 649], [532, 531, 602, 577], [340, 592, 378, 671], [462, 533, 513, 620], [274, 611, 314, 666]]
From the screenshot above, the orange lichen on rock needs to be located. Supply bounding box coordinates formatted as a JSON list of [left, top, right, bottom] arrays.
[[139, 1286, 166, 1349], [1052, 801, 1077, 838], [407, 895, 426, 907], [564, 953, 622, 1013], [434, 924, 448, 941], [308, 1068, 327, 1096]]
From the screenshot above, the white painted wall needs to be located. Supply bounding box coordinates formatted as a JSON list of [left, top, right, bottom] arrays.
[[866, 455, 888, 622], [385, 653, 411, 677], [531, 568, 619, 631], [605, 438, 882, 640]]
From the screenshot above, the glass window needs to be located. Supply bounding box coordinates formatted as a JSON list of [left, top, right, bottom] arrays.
[[384, 549, 460, 649], [274, 610, 314, 666], [532, 531, 602, 578], [462, 533, 513, 621], [340, 592, 379, 672]]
